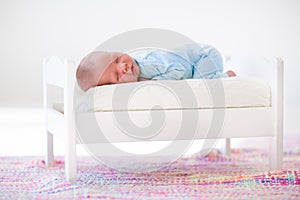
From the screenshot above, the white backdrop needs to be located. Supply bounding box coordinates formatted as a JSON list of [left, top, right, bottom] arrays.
[[0, 0, 299, 136]]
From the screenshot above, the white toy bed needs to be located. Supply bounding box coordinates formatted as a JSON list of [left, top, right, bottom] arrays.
[[44, 56, 284, 183]]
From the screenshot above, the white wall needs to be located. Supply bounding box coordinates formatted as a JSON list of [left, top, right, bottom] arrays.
[[0, 0, 299, 135]]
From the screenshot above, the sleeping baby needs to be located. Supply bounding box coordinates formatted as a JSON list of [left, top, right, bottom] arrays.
[[76, 43, 236, 91]]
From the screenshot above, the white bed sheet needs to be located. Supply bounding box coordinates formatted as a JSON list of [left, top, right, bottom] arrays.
[[55, 77, 271, 113]]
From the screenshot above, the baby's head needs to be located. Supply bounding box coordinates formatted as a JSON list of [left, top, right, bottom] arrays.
[[76, 51, 140, 91]]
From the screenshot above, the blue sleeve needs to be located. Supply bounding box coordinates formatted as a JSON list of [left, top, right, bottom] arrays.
[[151, 64, 186, 80]]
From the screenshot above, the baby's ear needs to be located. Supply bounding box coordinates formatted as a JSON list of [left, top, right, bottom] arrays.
[[120, 65, 129, 74]]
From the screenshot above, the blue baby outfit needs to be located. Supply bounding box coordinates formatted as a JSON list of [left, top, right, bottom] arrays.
[[129, 43, 228, 80]]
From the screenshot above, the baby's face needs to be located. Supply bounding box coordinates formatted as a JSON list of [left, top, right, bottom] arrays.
[[98, 54, 140, 86]]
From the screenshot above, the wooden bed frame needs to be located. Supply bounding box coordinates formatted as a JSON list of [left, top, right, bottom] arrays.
[[44, 56, 284, 183]]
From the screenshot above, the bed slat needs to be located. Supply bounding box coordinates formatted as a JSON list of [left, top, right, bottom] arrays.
[[47, 108, 65, 142]]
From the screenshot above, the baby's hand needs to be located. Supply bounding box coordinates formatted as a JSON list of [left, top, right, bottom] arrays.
[[138, 77, 150, 81]]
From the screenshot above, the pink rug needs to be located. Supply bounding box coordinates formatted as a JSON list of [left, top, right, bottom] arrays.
[[0, 147, 300, 199]]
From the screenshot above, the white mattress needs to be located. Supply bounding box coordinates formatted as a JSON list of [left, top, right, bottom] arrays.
[[61, 77, 271, 113]]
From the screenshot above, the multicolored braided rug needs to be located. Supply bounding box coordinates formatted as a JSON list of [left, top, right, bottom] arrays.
[[0, 146, 299, 199]]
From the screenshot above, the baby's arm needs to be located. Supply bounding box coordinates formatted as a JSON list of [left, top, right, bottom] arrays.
[[151, 64, 186, 80], [151, 70, 184, 80]]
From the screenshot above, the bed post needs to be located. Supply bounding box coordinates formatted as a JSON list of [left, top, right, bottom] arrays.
[[269, 58, 284, 170], [225, 138, 231, 156], [64, 60, 77, 182], [43, 58, 54, 167]]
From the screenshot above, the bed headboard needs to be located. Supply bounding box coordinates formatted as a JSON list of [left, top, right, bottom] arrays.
[[43, 57, 77, 115]]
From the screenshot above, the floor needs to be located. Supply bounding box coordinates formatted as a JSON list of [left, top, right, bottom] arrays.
[[0, 107, 274, 157]]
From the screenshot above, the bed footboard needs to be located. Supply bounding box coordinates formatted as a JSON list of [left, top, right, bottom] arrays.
[[226, 56, 284, 169]]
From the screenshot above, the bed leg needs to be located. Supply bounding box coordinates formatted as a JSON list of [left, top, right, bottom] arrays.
[[269, 57, 284, 170], [225, 138, 231, 157], [46, 131, 54, 167], [65, 134, 77, 183], [269, 136, 283, 170]]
